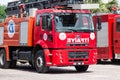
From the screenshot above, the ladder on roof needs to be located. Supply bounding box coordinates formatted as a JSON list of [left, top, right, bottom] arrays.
[[6, 0, 84, 17]]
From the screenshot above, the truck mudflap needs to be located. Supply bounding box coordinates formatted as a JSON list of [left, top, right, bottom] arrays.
[[44, 49, 97, 66]]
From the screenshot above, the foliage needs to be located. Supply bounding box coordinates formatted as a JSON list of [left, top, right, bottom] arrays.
[[106, 0, 118, 12], [89, 0, 118, 13], [0, 5, 6, 19]]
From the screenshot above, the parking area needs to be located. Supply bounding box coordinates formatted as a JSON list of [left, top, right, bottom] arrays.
[[0, 62, 120, 80]]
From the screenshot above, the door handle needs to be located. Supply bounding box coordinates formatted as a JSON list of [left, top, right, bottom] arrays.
[[115, 40, 118, 43], [40, 34, 43, 39]]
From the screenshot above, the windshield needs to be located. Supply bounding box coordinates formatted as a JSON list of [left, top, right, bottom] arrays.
[[54, 13, 94, 32]]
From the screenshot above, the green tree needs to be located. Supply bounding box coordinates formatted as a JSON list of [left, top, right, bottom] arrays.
[[94, 0, 109, 13], [106, 0, 118, 12], [92, 0, 99, 3], [90, 0, 109, 13], [0, 5, 6, 19], [89, 0, 118, 13]]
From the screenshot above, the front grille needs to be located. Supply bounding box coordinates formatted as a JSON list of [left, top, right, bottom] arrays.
[[67, 43, 88, 46], [68, 51, 89, 59], [69, 59, 88, 62]]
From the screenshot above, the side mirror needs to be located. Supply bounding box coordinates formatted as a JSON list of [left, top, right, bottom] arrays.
[[97, 17, 102, 30], [47, 16, 52, 30]]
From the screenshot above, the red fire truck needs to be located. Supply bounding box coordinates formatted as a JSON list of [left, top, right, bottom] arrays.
[[0, 0, 99, 73], [93, 13, 120, 62]]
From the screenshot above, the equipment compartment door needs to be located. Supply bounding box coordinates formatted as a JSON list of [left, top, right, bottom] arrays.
[[113, 16, 120, 55]]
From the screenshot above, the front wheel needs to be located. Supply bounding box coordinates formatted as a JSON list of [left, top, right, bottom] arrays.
[[0, 49, 10, 68], [10, 60, 17, 68], [35, 50, 49, 73], [75, 65, 89, 72]]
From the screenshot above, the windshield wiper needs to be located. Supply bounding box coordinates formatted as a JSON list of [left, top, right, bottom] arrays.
[[67, 29, 77, 32], [56, 28, 94, 32], [56, 28, 77, 32], [77, 29, 94, 32]]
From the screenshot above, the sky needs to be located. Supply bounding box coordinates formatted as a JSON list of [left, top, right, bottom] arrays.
[[0, 0, 120, 5], [0, 0, 13, 5]]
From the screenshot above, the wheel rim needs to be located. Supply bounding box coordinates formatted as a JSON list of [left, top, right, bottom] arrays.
[[36, 57, 43, 68], [0, 53, 4, 66]]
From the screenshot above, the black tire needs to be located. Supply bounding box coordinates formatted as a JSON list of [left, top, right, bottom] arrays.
[[97, 59, 102, 64], [35, 50, 49, 73], [10, 60, 17, 68], [112, 59, 120, 64], [75, 65, 89, 72], [29, 61, 34, 68], [0, 49, 10, 68], [111, 54, 119, 64]]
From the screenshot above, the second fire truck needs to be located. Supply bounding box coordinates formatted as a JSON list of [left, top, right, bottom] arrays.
[[93, 13, 120, 62]]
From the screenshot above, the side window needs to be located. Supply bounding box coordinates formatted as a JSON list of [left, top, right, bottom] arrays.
[[42, 16, 47, 29], [116, 18, 120, 32], [42, 14, 52, 30], [36, 14, 40, 26]]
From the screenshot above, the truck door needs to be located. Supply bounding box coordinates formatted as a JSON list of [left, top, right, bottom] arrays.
[[113, 16, 120, 59], [34, 14, 41, 43], [40, 14, 53, 48], [34, 13, 53, 47]]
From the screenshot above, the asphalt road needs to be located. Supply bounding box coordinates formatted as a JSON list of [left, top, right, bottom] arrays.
[[0, 62, 120, 80]]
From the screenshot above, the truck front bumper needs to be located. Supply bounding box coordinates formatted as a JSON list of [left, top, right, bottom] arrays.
[[45, 49, 97, 66]]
